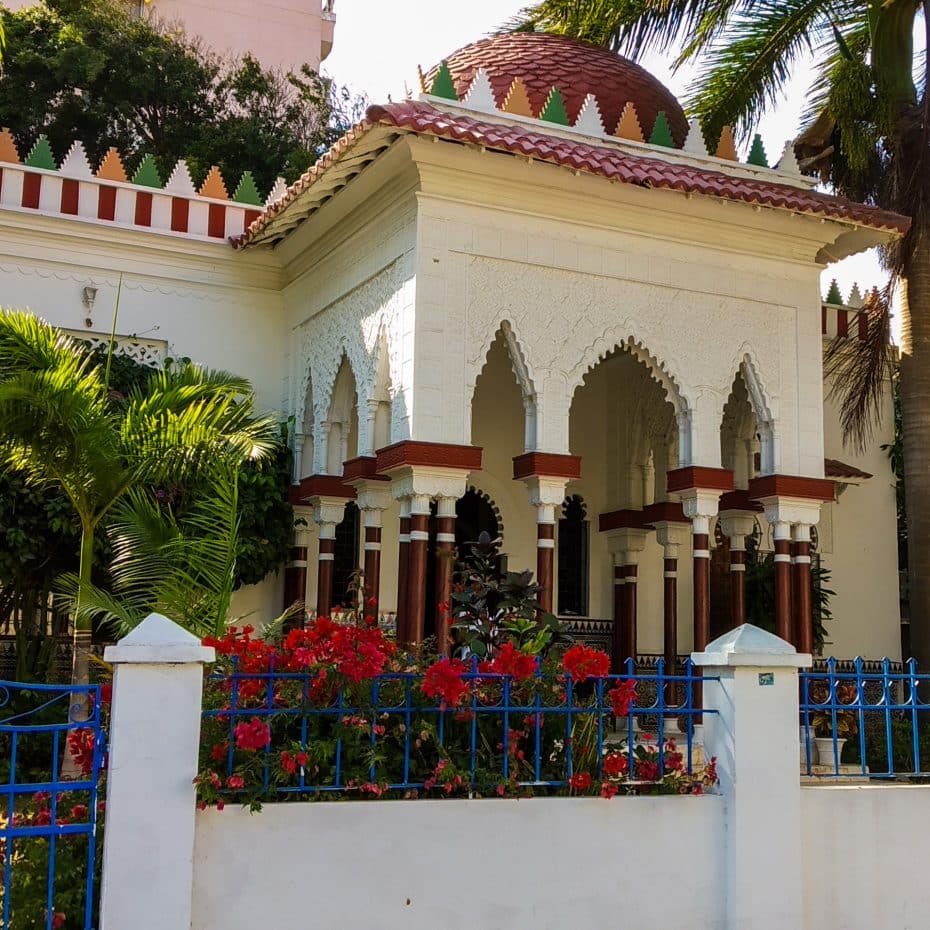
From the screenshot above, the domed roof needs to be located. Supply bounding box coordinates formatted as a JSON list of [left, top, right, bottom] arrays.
[[425, 33, 688, 146]]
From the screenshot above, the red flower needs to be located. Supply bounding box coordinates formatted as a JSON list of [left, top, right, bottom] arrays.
[[216, 799, 225, 811], [561, 645, 610, 683], [99, 683, 112, 705], [210, 742, 229, 762], [234, 718, 271, 752], [70, 804, 89, 821], [607, 680, 637, 717], [280, 751, 297, 775], [600, 781, 619, 799], [636, 759, 660, 782], [51, 914, 65, 929], [421, 657, 469, 709], [480, 642, 537, 682], [67, 728, 96, 776], [602, 752, 629, 778], [568, 772, 592, 792], [226, 775, 245, 789]]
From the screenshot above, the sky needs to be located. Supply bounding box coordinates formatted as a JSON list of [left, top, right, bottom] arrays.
[[324, 0, 885, 317]]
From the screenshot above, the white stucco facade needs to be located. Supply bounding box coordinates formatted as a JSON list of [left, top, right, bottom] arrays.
[[0, 39, 906, 661]]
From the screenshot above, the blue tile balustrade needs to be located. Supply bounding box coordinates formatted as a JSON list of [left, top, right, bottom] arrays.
[[0, 681, 107, 930], [801, 657, 930, 778], [201, 657, 717, 799]]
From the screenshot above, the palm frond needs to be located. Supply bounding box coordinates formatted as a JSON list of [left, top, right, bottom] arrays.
[[824, 285, 894, 451], [508, 0, 750, 58], [684, 0, 836, 141]]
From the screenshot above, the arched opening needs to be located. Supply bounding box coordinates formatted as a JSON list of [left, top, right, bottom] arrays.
[[455, 488, 502, 548], [326, 355, 359, 475], [558, 495, 589, 616], [569, 342, 681, 644], [296, 372, 315, 482], [720, 372, 759, 490], [332, 501, 361, 610], [425, 488, 502, 638]]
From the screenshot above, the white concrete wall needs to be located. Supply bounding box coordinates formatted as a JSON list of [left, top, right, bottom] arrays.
[[820, 376, 901, 660], [192, 797, 726, 930], [802, 786, 930, 929]]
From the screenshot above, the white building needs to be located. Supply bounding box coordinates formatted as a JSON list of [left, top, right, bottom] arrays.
[[0, 32, 904, 664]]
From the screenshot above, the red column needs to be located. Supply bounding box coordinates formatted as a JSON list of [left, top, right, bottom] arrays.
[[434, 497, 457, 655], [395, 504, 410, 643], [663, 557, 678, 671], [730, 542, 746, 628], [773, 522, 792, 642], [794, 527, 814, 655], [283, 545, 308, 612], [692, 527, 711, 654], [316, 531, 335, 618], [537, 521, 555, 613], [611, 562, 625, 673], [363, 525, 382, 621], [624, 563, 638, 663], [404, 499, 430, 645]]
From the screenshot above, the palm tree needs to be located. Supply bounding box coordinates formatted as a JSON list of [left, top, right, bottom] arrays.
[[511, 0, 930, 664], [0, 311, 276, 688]]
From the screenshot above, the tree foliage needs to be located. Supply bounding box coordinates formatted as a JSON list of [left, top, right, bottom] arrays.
[[0, 0, 366, 192]]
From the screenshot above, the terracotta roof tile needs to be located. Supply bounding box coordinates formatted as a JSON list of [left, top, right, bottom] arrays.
[[424, 33, 688, 145], [237, 101, 909, 248], [824, 458, 873, 481]]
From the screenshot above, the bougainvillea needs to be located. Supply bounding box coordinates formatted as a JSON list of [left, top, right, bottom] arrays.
[[195, 616, 718, 810]]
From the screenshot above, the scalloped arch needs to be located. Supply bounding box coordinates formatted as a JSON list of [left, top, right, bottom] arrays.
[[568, 332, 691, 416], [463, 485, 504, 542], [736, 350, 775, 427], [468, 320, 538, 404]]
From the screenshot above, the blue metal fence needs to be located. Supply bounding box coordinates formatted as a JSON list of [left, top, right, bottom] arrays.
[[801, 658, 930, 778], [0, 681, 106, 930], [201, 657, 717, 799]]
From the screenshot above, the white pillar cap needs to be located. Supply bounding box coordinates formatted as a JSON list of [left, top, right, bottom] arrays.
[[104, 613, 216, 665], [691, 623, 811, 668]]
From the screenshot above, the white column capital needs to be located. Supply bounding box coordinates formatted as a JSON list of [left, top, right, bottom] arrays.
[[354, 481, 392, 519], [758, 496, 822, 529], [435, 495, 458, 519], [312, 496, 348, 530], [718, 511, 758, 547], [653, 521, 691, 559], [676, 488, 722, 534], [391, 466, 469, 503], [604, 527, 648, 562]]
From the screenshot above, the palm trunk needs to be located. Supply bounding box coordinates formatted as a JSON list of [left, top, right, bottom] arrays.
[[70, 526, 94, 692], [899, 224, 930, 668]]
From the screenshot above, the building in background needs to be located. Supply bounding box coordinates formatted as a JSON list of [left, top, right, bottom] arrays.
[[2, 0, 336, 71]]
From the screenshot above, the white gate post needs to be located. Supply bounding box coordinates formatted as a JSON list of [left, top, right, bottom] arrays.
[[99, 613, 214, 930], [692, 624, 810, 930]]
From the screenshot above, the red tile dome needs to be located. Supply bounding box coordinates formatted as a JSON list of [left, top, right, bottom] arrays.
[[426, 33, 687, 145]]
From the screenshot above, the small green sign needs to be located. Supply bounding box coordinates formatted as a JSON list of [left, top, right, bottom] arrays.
[[758, 672, 774, 686]]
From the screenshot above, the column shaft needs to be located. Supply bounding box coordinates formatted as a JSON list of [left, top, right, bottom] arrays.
[[537, 522, 555, 613], [395, 513, 410, 642], [624, 564, 638, 663], [664, 557, 678, 704], [773, 525, 792, 642], [795, 538, 814, 656], [405, 510, 430, 645], [729, 545, 746, 627], [435, 503, 457, 655], [316, 533, 335, 618], [363, 526, 382, 621], [692, 531, 711, 653], [611, 564, 625, 673], [283, 545, 308, 613]]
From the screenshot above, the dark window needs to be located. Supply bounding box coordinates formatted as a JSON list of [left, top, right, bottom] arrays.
[[558, 495, 588, 616], [332, 502, 360, 609]]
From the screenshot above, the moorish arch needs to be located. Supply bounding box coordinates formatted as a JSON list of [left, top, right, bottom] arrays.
[[323, 354, 360, 476], [466, 321, 538, 450], [567, 334, 693, 468]]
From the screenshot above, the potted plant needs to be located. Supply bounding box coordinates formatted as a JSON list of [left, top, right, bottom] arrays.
[[809, 681, 858, 765]]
